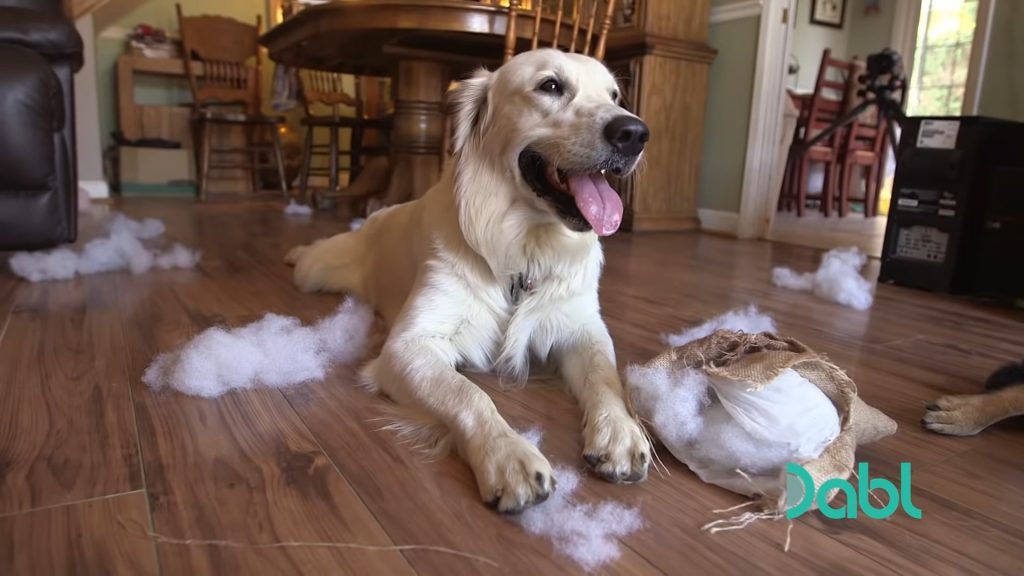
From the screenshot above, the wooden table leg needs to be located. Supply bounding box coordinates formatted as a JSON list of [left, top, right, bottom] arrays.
[[381, 59, 447, 206]]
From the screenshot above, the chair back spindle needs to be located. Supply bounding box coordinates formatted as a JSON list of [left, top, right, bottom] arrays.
[[503, 0, 620, 63]]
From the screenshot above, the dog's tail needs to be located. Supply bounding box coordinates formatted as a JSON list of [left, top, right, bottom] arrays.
[[984, 360, 1024, 391]]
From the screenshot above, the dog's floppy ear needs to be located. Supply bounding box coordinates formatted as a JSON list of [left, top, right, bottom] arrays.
[[445, 67, 493, 154]]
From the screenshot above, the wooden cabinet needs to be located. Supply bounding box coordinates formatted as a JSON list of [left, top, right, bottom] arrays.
[[605, 0, 715, 232]]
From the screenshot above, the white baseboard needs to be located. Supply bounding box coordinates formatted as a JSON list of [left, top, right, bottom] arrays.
[[711, 0, 763, 24], [698, 208, 739, 235], [79, 180, 110, 199]]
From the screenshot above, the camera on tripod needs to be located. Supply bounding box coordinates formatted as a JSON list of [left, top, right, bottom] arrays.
[[798, 48, 908, 154], [865, 48, 903, 82]]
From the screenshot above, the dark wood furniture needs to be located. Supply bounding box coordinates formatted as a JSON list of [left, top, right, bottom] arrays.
[[296, 71, 393, 207], [260, 0, 715, 232], [176, 4, 288, 201]]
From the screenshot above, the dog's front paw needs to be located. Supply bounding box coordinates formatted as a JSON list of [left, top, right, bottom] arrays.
[[284, 245, 308, 266], [922, 394, 996, 436], [583, 410, 650, 483], [471, 433, 554, 514]]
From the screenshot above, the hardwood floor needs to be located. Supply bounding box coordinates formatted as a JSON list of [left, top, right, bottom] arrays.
[[1, 198, 1022, 575]]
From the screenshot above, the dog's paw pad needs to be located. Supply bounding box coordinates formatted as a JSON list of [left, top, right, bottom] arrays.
[[921, 394, 990, 436], [474, 434, 554, 514], [583, 412, 651, 484]]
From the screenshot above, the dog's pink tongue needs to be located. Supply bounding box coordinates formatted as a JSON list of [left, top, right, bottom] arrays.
[[565, 173, 623, 236]]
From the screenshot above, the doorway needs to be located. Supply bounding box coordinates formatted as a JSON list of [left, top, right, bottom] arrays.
[[745, 0, 994, 257]]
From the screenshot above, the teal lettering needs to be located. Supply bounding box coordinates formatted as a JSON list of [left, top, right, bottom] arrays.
[[899, 462, 923, 519], [818, 478, 857, 519], [784, 462, 815, 519], [859, 462, 899, 519]]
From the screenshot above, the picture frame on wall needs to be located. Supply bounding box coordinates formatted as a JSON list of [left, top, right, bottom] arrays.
[[810, 0, 846, 29]]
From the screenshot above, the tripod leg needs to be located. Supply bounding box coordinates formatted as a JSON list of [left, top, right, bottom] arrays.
[[800, 99, 875, 152]]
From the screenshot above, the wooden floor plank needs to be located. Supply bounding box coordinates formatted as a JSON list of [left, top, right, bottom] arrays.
[[0, 491, 158, 575], [0, 275, 142, 515], [1, 199, 1021, 575], [113, 228, 415, 575]]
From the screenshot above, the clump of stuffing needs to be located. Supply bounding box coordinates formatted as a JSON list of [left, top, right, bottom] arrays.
[[771, 247, 875, 310], [9, 214, 200, 282], [349, 218, 366, 231], [664, 304, 777, 347], [283, 200, 313, 216], [628, 307, 841, 497], [143, 298, 373, 397], [514, 427, 644, 572]]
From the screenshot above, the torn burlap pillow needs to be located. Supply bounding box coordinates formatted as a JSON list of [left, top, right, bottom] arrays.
[[627, 329, 897, 515]]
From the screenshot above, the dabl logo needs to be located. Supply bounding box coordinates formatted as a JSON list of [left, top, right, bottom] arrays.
[[784, 462, 922, 520]]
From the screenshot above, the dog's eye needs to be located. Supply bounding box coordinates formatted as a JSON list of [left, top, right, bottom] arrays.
[[536, 78, 563, 95], [611, 89, 620, 102]]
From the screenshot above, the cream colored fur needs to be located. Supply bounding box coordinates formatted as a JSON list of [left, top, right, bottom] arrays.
[[284, 49, 651, 513]]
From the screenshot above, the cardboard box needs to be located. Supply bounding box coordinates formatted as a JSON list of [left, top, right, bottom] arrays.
[[118, 146, 196, 196]]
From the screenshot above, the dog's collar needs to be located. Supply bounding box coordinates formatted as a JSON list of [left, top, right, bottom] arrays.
[[509, 273, 535, 306]]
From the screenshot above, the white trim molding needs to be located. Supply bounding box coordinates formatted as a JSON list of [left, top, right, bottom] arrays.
[[710, 0, 764, 24], [79, 180, 110, 199], [963, 0, 996, 115], [698, 209, 740, 235], [736, 0, 794, 239]]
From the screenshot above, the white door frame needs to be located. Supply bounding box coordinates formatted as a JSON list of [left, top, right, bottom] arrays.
[[735, 0, 796, 239]]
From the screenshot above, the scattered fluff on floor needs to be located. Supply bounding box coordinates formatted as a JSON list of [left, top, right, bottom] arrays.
[[771, 247, 875, 310], [664, 303, 777, 347], [143, 298, 373, 397], [9, 214, 200, 282], [515, 427, 644, 572], [283, 200, 313, 216], [628, 307, 840, 497]]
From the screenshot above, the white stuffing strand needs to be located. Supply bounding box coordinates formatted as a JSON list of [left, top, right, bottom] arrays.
[[349, 218, 366, 231], [9, 214, 200, 282], [515, 428, 644, 572], [771, 247, 875, 310], [284, 200, 314, 216], [664, 304, 777, 347], [143, 298, 373, 397]]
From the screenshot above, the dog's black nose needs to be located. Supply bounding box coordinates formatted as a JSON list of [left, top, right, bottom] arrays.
[[603, 115, 650, 156]]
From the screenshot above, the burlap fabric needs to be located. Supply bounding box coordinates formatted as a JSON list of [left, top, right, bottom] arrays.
[[632, 329, 897, 513]]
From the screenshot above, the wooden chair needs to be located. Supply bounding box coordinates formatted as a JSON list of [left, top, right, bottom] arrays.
[[833, 56, 899, 218], [502, 0, 619, 62], [176, 4, 288, 201], [779, 49, 853, 217], [296, 71, 393, 207]]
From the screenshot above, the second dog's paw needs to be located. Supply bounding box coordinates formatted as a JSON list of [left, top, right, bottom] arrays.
[[922, 394, 994, 436], [284, 245, 308, 266], [472, 433, 554, 514], [583, 411, 651, 484]]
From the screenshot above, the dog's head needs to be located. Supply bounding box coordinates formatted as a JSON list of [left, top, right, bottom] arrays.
[[448, 48, 648, 237]]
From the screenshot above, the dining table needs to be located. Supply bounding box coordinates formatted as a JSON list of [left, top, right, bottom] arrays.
[[261, 0, 717, 233], [260, 0, 603, 207]]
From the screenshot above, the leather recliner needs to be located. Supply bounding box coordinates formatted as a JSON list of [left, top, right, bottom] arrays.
[[0, 0, 83, 250]]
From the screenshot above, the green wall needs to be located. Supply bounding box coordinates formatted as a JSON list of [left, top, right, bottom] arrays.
[[846, 0, 896, 61], [978, 0, 1024, 121], [698, 15, 759, 213]]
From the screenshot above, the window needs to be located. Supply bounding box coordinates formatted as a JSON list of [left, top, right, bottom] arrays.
[[907, 0, 978, 116]]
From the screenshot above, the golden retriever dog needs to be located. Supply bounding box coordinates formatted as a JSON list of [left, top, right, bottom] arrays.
[[922, 360, 1024, 435], [285, 49, 652, 513]]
